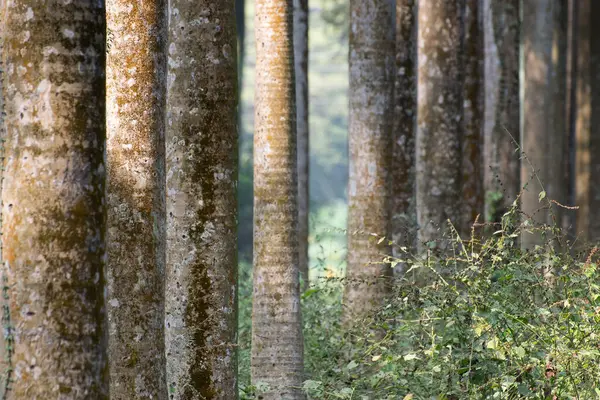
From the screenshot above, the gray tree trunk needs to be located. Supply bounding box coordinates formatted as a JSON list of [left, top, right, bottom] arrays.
[[1, 1, 107, 397], [251, 0, 304, 398], [521, 0, 568, 248], [392, 0, 416, 264], [106, 1, 167, 398], [165, 1, 239, 398], [294, 0, 309, 290], [416, 0, 464, 249], [344, 0, 395, 320], [483, 0, 520, 224]]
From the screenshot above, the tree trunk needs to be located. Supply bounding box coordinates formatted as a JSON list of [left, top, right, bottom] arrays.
[[416, 0, 464, 249], [521, 0, 568, 248], [344, 0, 395, 320], [483, 0, 520, 224], [574, 0, 592, 242], [0, 5, 9, 394], [1, 1, 107, 397], [392, 0, 416, 263], [294, 0, 309, 291], [587, 0, 600, 240], [165, 1, 238, 398], [106, 1, 167, 398], [251, 0, 304, 398], [461, 0, 484, 236]]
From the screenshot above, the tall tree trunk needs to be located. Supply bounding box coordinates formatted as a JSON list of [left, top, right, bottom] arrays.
[[294, 0, 309, 290], [251, 0, 304, 398], [416, 0, 464, 249], [344, 0, 395, 320], [461, 0, 484, 235], [521, 0, 568, 248], [0, 5, 8, 394], [587, 0, 600, 240], [1, 1, 107, 397], [574, 0, 592, 242], [484, 0, 520, 224], [392, 0, 416, 262], [165, 1, 238, 398], [106, 1, 167, 398]]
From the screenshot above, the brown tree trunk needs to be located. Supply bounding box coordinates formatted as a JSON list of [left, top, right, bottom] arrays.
[[483, 0, 520, 224], [392, 0, 416, 263], [294, 0, 310, 290], [574, 0, 592, 242], [343, 0, 395, 320], [251, 0, 304, 398], [106, 1, 167, 399], [587, 0, 600, 240], [165, 1, 239, 398], [461, 0, 484, 236], [1, 1, 108, 397], [416, 0, 464, 249], [521, 0, 568, 248]]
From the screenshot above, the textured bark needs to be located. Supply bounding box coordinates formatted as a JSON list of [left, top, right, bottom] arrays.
[[416, 0, 464, 248], [0, 4, 9, 394], [483, 0, 520, 223], [106, 1, 167, 398], [251, 0, 304, 398], [521, 0, 568, 247], [574, 0, 591, 242], [461, 0, 484, 235], [588, 1, 600, 240], [344, 0, 395, 320], [165, 1, 238, 399], [1, 1, 107, 398], [294, 0, 309, 290], [392, 0, 416, 260]]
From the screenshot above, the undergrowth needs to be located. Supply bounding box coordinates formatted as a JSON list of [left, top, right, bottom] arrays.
[[240, 201, 600, 399]]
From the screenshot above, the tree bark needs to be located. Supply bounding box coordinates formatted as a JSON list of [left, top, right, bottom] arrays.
[[165, 1, 238, 398], [587, 0, 600, 240], [392, 0, 416, 262], [461, 0, 484, 235], [1, 1, 107, 397], [294, 0, 309, 290], [251, 0, 304, 398], [483, 0, 520, 224], [574, 0, 592, 242], [344, 0, 395, 320], [0, 4, 9, 394], [521, 0, 568, 248], [416, 0, 464, 249], [106, 1, 167, 398]]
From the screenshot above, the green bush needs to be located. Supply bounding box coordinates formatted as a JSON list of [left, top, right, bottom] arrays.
[[240, 206, 600, 399]]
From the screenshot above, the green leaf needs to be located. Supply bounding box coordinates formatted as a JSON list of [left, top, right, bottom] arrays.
[[538, 190, 546, 202]]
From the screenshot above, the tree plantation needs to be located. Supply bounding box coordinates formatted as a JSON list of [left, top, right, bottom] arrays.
[[2, 0, 600, 399]]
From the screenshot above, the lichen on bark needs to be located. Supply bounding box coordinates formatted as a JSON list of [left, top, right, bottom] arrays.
[[165, 1, 238, 399], [251, 0, 305, 399], [416, 0, 464, 249], [343, 0, 395, 321], [106, 1, 167, 398], [1, 0, 108, 397]]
